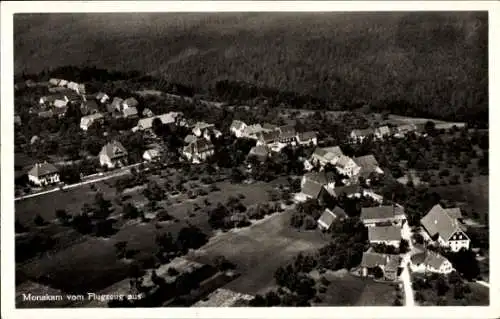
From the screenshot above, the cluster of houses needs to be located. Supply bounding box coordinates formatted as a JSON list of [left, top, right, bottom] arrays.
[[349, 124, 421, 142]]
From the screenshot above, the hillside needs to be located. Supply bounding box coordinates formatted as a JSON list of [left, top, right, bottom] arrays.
[[14, 12, 488, 122]]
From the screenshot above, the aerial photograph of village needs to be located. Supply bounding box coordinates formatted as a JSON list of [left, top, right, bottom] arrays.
[[12, 11, 489, 308]]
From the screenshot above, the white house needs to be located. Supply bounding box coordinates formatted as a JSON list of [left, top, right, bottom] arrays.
[[410, 251, 454, 274], [350, 128, 374, 143], [182, 138, 215, 164], [335, 155, 361, 178], [308, 146, 345, 169], [420, 204, 470, 252], [28, 162, 60, 186], [80, 113, 104, 131], [96, 92, 110, 104], [143, 149, 161, 161], [230, 120, 248, 138], [99, 141, 128, 169]]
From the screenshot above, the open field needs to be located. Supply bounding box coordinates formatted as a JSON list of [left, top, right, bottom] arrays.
[[186, 212, 327, 295], [430, 175, 488, 224], [316, 272, 397, 306]]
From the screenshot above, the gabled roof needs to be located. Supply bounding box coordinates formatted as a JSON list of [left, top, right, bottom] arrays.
[[38, 110, 54, 118], [313, 146, 344, 162], [259, 130, 280, 144], [28, 162, 59, 177], [336, 155, 356, 168], [123, 97, 139, 107], [142, 108, 154, 117], [397, 124, 418, 132], [278, 124, 296, 135], [248, 145, 269, 158], [333, 184, 360, 197], [360, 252, 388, 268], [230, 120, 246, 130], [99, 141, 128, 159], [81, 112, 104, 124], [351, 128, 374, 137], [420, 204, 464, 241], [193, 121, 214, 131], [53, 99, 68, 108], [123, 106, 138, 117], [368, 226, 402, 242], [297, 131, 317, 141], [137, 112, 183, 129], [243, 124, 263, 135], [262, 123, 277, 131], [303, 171, 335, 185], [301, 180, 324, 198], [81, 100, 100, 114], [185, 138, 214, 154], [361, 205, 402, 221], [354, 155, 381, 175], [144, 149, 160, 158], [111, 97, 124, 108], [444, 208, 462, 219], [96, 92, 108, 100], [424, 251, 450, 270], [318, 206, 347, 228]]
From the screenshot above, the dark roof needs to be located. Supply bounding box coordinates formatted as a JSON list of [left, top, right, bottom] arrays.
[[28, 162, 59, 177], [424, 252, 450, 269], [262, 123, 277, 130], [190, 138, 214, 153], [259, 130, 280, 144], [111, 97, 124, 108], [368, 226, 402, 242], [421, 204, 463, 241], [361, 205, 405, 221], [248, 145, 269, 158], [301, 180, 324, 198], [99, 141, 128, 159], [304, 172, 335, 185], [297, 131, 317, 141], [333, 184, 360, 197], [360, 252, 387, 268], [278, 124, 296, 135]]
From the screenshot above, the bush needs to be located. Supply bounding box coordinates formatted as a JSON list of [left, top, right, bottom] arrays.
[[33, 214, 46, 226], [167, 267, 179, 276]]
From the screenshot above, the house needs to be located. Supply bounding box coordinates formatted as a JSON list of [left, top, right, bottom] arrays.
[[247, 145, 270, 162], [360, 205, 406, 227], [123, 106, 139, 119], [317, 206, 347, 230], [76, 83, 86, 95], [276, 125, 297, 145], [301, 172, 335, 190], [58, 79, 68, 87], [99, 141, 128, 169], [394, 124, 418, 137], [296, 131, 318, 146], [298, 172, 335, 202], [368, 225, 402, 247], [410, 251, 454, 274], [135, 112, 184, 131], [331, 184, 362, 198], [362, 189, 384, 203], [80, 113, 104, 131], [192, 122, 222, 140], [308, 146, 344, 169], [110, 97, 124, 111], [49, 78, 61, 86], [28, 162, 60, 186], [96, 92, 110, 104], [262, 123, 278, 131], [374, 126, 391, 139], [67, 81, 79, 91], [353, 155, 384, 180], [242, 124, 264, 139], [182, 138, 215, 164], [123, 97, 139, 110], [360, 251, 401, 281], [142, 108, 154, 118], [143, 149, 161, 161], [335, 155, 361, 178], [350, 128, 374, 142], [230, 120, 248, 138], [39, 94, 68, 106], [257, 130, 280, 147], [80, 100, 100, 115], [420, 204, 470, 252]]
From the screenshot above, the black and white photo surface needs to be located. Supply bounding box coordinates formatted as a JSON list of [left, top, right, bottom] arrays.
[[1, 2, 498, 319]]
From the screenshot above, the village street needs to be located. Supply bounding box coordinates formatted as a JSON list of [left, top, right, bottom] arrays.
[[400, 221, 416, 307], [15, 162, 145, 201]]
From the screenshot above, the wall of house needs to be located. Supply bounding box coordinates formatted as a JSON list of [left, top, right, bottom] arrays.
[[448, 239, 470, 252]]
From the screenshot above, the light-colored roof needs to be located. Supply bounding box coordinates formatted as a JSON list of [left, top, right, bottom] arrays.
[[297, 131, 317, 141], [368, 225, 402, 242], [278, 124, 296, 135], [184, 138, 214, 154], [96, 92, 108, 99], [28, 162, 58, 177], [376, 126, 391, 135], [111, 97, 124, 108], [80, 113, 104, 126], [193, 288, 254, 307], [444, 208, 462, 219], [184, 134, 196, 144], [123, 106, 138, 117], [424, 251, 450, 270], [313, 146, 344, 162], [351, 128, 373, 137], [336, 155, 355, 168], [243, 124, 263, 135], [303, 171, 334, 185], [333, 184, 360, 197], [142, 108, 154, 117], [318, 206, 347, 229], [144, 149, 160, 158], [193, 121, 214, 131], [230, 120, 246, 130], [137, 112, 183, 130], [421, 204, 464, 241], [301, 180, 324, 198], [360, 252, 388, 268], [53, 99, 68, 108], [248, 145, 269, 158], [123, 97, 139, 107], [99, 141, 128, 159], [354, 154, 381, 176]]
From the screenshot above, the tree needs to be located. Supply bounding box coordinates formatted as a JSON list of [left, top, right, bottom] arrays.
[[176, 225, 208, 253], [249, 294, 266, 307], [399, 239, 410, 254], [55, 209, 70, 225], [34, 214, 46, 226], [15, 219, 28, 233], [435, 275, 449, 296], [123, 203, 140, 219], [265, 291, 281, 306], [115, 241, 128, 259], [72, 212, 93, 234]]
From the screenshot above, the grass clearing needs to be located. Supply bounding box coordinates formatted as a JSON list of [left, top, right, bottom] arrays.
[[186, 212, 327, 295]]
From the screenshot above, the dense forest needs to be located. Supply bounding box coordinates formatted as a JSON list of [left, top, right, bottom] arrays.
[[14, 12, 488, 124]]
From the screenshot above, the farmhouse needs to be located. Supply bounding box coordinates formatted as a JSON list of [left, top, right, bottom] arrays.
[[111, 97, 124, 111], [242, 124, 264, 139], [420, 204, 470, 252], [192, 122, 222, 140], [368, 226, 402, 247], [123, 106, 139, 119], [135, 112, 185, 131], [257, 130, 280, 147], [122, 97, 139, 110], [247, 145, 270, 162], [80, 113, 104, 131], [297, 172, 335, 203], [95, 92, 110, 104], [353, 154, 384, 180], [230, 120, 247, 138], [296, 131, 318, 146], [99, 141, 128, 169], [350, 128, 373, 142], [374, 126, 391, 139], [28, 162, 60, 186], [317, 206, 347, 230], [307, 146, 344, 169], [360, 251, 401, 281], [335, 155, 361, 178], [410, 251, 454, 274], [143, 149, 161, 161], [182, 138, 215, 164], [360, 205, 406, 227]]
